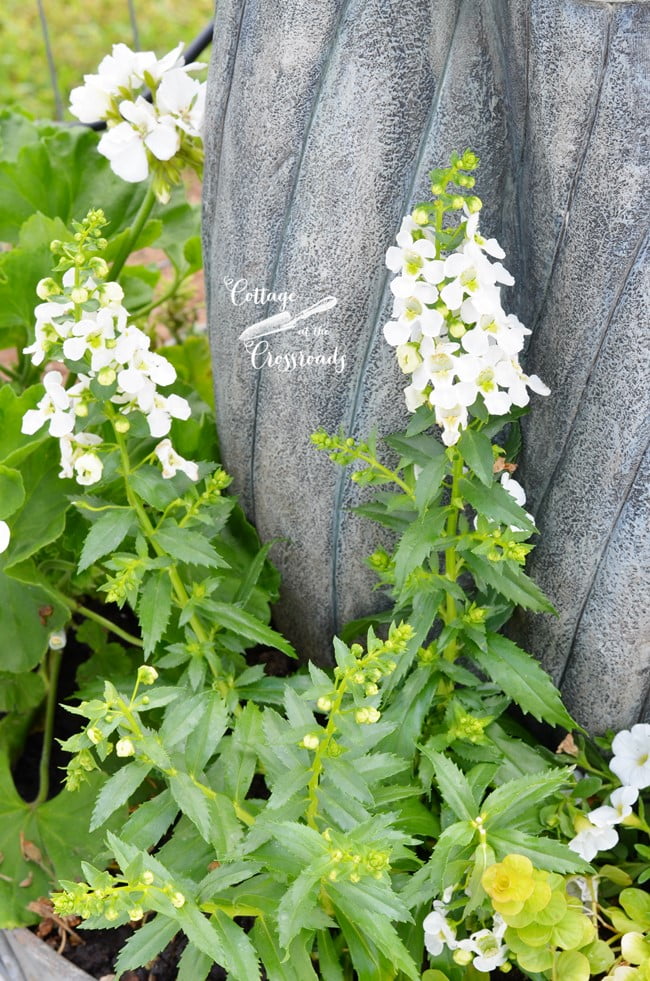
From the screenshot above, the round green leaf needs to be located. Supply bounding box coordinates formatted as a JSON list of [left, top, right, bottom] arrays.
[[556, 950, 590, 981], [0, 465, 24, 519]]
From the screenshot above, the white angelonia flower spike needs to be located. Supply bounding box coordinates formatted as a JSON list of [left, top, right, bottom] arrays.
[[383, 194, 549, 444], [23, 255, 199, 488]]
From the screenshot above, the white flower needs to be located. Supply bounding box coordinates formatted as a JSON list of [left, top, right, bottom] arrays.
[[423, 908, 457, 956], [62, 308, 122, 371], [59, 432, 102, 480], [500, 472, 526, 507], [568, 823, 619, 862], [154, 439, 199, 481], [386, 236, 445, 285], [117, 348, 176, 394], [433, 398, 469, 447], [457, 919, 508, 973], [156, 69, 206, 137], [589, 785, 639, 827], [610, 724, 650, 789], [138, 391, 191, 438], [21, 371, 74, 438], [24, 300, 75, 365], [74, 452, 104, 486], [464, 210, 506, 259], [0, 521, 10, 554], [116, 737, 136, 758], [120, 98, 180, 161]]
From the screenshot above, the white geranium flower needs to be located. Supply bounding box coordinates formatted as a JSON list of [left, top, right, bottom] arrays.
[[21, 371, 74, 438], [610, 724, 650, 789], [423, 908, 457, 956], [120, 98, 180, 161], [589, 785, 639, 827], [98, 121, 149, 182], [69, 77, 115, 124], [0, 521, 10, 554], [568, 823, 619, 862], [156, 69, 206, 137], [154, 439, 199, 481]]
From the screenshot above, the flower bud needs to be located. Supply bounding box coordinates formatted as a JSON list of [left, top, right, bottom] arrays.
[[451, 195, 465, 209], [87, 726, 103, 745], [466, 195, 483, 213], [171, 891, 185, 909], [141, 870, 154, 885], [316, 696, 332, 712], [128, 906, 144, 922], [137, 664, 158, 685], [452, 949, 474, 966], [116, 738, 136, 758], [448, 319, 466, 339], [349, 872, 360, 883], [114, 415, 130, 434], [104, 907, 119, 922], [48, 630, 67, 651], [74, 402, 89, 418], [36, 278, 60, 300], [300, 733, 320, 751], [97, 367, 116, 387], [70, 287, 89, 304], [412, 207, 429, 225]]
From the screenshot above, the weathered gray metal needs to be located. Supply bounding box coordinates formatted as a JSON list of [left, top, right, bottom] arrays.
[[203, 0, 650, 731]]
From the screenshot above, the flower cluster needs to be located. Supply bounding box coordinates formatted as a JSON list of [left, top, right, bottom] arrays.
[[53, 865, 185, 923], [423, 887, 508, 973], [383, 153, 549, 445], [69, 42, 205, 198], [569, 724, 650, 862], [21, 212, 197, 487]]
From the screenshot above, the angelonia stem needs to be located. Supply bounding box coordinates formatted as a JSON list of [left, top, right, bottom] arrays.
[[111, 421, 229, 695], [33, 645, 63, 806], [110, 183, 157, 282], [442, 447, 464, 661], [305, 681, 348, 829]]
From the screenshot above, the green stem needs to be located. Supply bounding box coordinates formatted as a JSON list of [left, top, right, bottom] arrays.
[[32, 646, 63, 806], [76, 602, 144, 648], [132, 272, 184, 318], [357, 453, 415, 501], [442, 449, 464, 660], [306, 679, 347, 829], [112, 421, 228, 693], [110, 184, 157, 282]]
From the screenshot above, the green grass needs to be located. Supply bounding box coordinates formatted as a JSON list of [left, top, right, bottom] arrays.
[[0, 0, 215, 120]]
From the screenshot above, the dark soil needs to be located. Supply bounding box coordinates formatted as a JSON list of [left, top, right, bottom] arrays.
[[58, 925, 228, 980]]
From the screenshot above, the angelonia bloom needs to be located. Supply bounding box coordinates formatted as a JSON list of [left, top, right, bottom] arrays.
[[383, 157, 549, 446], [568, 724, 649, 862], [422, 886, 509, 973], [21, 213, 197, 488], [69, 42, 206, 200]]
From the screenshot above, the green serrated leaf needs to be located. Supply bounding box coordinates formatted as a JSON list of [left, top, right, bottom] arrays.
[[90, 761, 152, 831], [154, 524, 229, 568], [482, 768, 570, 828], [212, 908, 261, 980], [472, 633, 575, 730], [488, 828, 590, 873], [114, 914, 179, 974], [78, 508, 134, 572], [415, 455, 449, 510], [459, 475, 535, 532], [200, 599, 296, 658], [458, 428, 494, 487], [137, 570, 173, 657], [420, 750, 478, 821]]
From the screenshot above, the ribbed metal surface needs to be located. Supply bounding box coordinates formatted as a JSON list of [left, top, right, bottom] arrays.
[[203, 0, 650, 731]]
